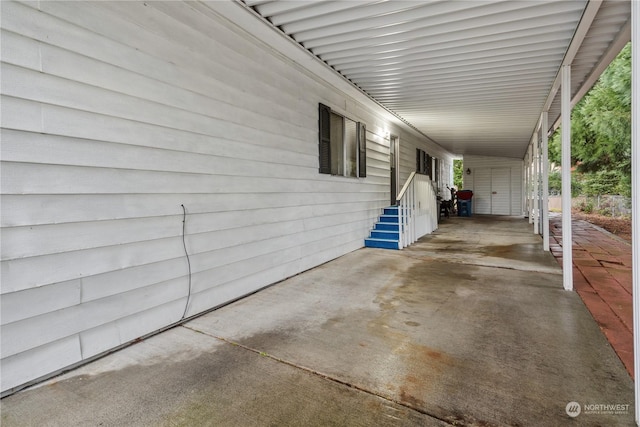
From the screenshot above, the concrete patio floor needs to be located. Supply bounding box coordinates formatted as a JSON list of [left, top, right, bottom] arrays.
[[1, 216, 634, 426]]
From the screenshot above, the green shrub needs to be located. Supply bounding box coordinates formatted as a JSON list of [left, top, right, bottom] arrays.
[[581, 200, 594, 214]]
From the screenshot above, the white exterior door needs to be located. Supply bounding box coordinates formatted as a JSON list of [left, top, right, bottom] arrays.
[[473, 168, 491, 214], [490, 168, 511, 215]]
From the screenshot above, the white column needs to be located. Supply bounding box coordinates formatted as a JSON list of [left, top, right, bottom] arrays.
[[523, 150, 528, 218], [539, 137, 544, 235], [524, 152, 527, 217], [542, 112, 550, 251], [539, 137, 543, 234], [631, 0, 639, 423], [528, 145, 534, 223], [533, 134, 540, 234], [561, 65, 573, 291]]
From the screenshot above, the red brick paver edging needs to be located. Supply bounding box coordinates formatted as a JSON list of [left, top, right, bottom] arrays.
[[549, 215, 633, 378]]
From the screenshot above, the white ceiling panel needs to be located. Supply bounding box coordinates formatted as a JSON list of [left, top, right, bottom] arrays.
[[240, 0, 631, 158]]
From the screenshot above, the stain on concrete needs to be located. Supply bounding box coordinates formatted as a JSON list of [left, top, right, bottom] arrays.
[[361, 258, 466, 416], [402, 260, 479, 283], [480, 243, 541, 261], [236, 329, 295, 355]]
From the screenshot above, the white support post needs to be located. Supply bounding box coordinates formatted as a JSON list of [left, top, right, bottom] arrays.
[[533, 134, 540, 234], [539, 137, 544, 235], [631, 1, 639, 423], [561, 65, 573, 291], [523, 151, 528, 218], [524, 149, 527, 218], [542, 112, 550, 251], [528, 145, 534, 224]]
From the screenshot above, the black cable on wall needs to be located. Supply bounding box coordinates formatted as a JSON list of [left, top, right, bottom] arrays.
[[180, 204, 192, 320]]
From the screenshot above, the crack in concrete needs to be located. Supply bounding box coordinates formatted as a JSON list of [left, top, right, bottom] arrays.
[[181, 324, 459, 426]]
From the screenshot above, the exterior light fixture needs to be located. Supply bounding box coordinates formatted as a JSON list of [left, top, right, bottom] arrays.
[[466, 168, 471, 175]]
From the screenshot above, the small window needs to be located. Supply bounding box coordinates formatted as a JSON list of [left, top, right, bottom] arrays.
[[319, 103, 366, 177], [416, 149, 425, 174], [416, 148, 430, 176], [416, 148, 438, 182]]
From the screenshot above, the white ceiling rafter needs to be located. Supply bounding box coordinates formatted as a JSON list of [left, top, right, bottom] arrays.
[[240, 0, 631, 158], [301, 2, 584, 51], [326, 29, 576, 69], [316, 13, 580, 59]]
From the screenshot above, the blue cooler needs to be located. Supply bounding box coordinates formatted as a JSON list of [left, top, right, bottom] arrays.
[[457, 199, 472, 217], [456, 190, 473, 217]]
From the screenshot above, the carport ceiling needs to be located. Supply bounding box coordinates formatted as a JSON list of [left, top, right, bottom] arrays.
[[239, 0, 630, 159]]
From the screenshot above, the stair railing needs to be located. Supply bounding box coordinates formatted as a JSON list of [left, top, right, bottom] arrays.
[[396, 172, 439, 249]]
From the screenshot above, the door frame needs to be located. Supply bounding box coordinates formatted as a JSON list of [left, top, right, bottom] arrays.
[[390, 135, 399, 205]]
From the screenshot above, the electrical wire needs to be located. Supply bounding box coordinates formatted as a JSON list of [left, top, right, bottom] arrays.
[[180, 204, 192, 320]]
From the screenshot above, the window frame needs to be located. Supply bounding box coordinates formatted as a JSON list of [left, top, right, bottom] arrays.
[[416, 148, 438, 182], [318, 103, 366, 178]]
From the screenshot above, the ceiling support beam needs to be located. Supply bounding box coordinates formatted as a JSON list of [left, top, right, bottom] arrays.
[[561, 64, 573, 291], [631, 0, 639, 423], [549, 18, 632, 134], [542, 0, 603, 113], [571, 18, 631, 109]]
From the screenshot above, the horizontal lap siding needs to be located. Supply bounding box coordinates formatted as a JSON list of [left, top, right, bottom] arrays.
[[0, 0, 447, 393]]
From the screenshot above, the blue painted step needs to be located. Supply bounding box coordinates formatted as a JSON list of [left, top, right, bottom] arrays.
[[365, 205, 401, 250], [364, 237, 399, 250], [374, 222, 399, 231], [379, 215, 398, 223], [370, 229, 399, 240]]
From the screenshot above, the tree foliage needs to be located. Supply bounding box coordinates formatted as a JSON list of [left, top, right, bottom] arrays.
[[581, 170, 621, 197], [575, 43, 631, 176], [548, 171, 582, 196], [549, 43, 631, 197], [453, 159, 463, 189]]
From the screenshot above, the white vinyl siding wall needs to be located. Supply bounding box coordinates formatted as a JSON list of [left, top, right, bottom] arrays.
[[0, 1, 453, 393], [462, 155, 524, 216]]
